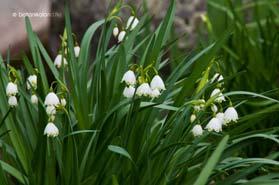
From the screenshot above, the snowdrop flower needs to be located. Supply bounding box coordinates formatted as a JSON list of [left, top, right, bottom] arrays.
[[74, 46, 80, 58], [44, 92, 60, 107], [190, 114, 196, 123], [150, 89, 161, 98], [211, 73, 224, 83], [205, 117, 222, 132], [54, 54, 68, 68], [136, 83, 151, 97], [60, 98, 67, 107], [31, 94, 38, 104], [150, 75, 166, 91], [216, 112, 225, 125], [44, 122, 59, 137], [224, 107, 238, 124], [123, 86, 135, 98], [6, 82, 18, 96], [46, 105, 56, 116], [26, 75, 37, 90], [113, 27, 119, 37], [121, 70, 136, 86], [192, 124, 203, 137], [8, 96, 18, 107], [126, 16, 139, 30], [118, 31, 126, 43], [210, 88, 225, 103], [211, 104, 218, 113]]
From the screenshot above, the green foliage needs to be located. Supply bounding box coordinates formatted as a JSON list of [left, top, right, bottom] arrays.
[[0, 0, 278, 185]]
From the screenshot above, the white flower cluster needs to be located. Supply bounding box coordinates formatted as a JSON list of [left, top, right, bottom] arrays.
[[26, 75, 38, 104], [6, 82, 18, 107], [113, 16, 139, 43], [121, 70, 166, 99], [191, 73, 239, 137], [43, 92, 67, 137]]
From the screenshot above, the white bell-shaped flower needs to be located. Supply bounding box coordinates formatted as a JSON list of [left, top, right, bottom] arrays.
[[54, 54, 68, 68], [44, 122, 59, 137], [150, 75, 165, 91], [8, 96, 18, 107], [118, 31, 126, 43], [44, 92, 60, 107], [46, 105, 56, 116], [150, 89, 161, 98], [136, 83, 151, 97], [224, 107, 238, 124], [26, 75, 37, 90], [205, 117, 222, 132], [211, 73, 224, 83], [121, 70, 136, 86], [113, 27, 119, 37], [123, 86, 135, 98], [190, 114, 196, 123], [210, 88, 225, 103], [126, 16, 139, 30], [31, 94, 38, 104], [74, 46, 80, 58], [192, 124, 203, 137], [216, 112, 225, 125], [60, 98, 67, 107], [211, 104, 218, 113], [6, 82, 18, 96]]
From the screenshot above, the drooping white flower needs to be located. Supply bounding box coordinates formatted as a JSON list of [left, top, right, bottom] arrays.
[[136, 83, 151, 97], [113, 27, 119, 37], [150, 89, 161, 98], [74, 46, 80, 58], [54, 54, 68, 68], [118, 31, 126, 43], [8, 96, 18, 107], [60, 98, 67, 107], [216, 112, 225, 125], [192, 124, 203, 137], [190, 114, 196, 123], [224, 107, 238, 124], [31, 94, 38, 104], [26, 75, 37, 90], [126, 16, 139, 30], [205, 117, 222, 132], [44, 122, 59, 137], [123, 86, 135, 98], [46, 105, 56, 116], [44, 92, 60, 107], [121, 70, 136, 86], [211, 104, 218, 113], [150, 75, 166, 91], [211, 73, 224, 83], [6, 82, 18, 96], [210, 88, 225, 103]]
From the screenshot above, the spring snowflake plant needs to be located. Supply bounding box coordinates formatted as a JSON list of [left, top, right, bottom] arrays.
[[0, 1, 278, 185]]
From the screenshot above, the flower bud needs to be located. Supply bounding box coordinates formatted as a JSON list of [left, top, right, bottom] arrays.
[[54, 54, 68, 68], [118, 31, 126, 43], [126, 16, 139, 30]]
